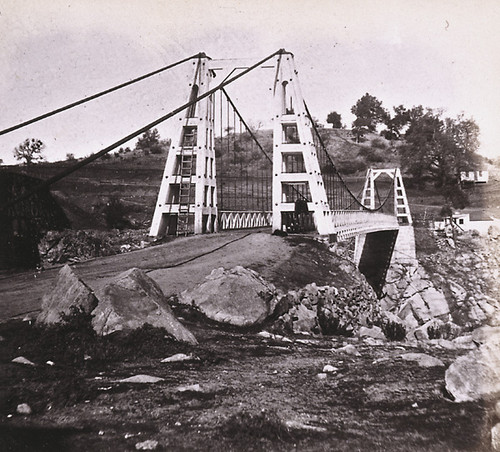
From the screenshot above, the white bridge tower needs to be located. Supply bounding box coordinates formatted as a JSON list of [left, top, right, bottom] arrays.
[[149, 55, 217, 236], [272, 52, 331, 234]]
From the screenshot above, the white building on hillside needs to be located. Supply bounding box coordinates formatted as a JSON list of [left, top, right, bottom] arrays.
[[460, 170, 489, 184], [434, 211, 499, 236]]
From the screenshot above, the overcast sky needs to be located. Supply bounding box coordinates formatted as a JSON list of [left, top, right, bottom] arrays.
[[1, 0, 499, 165]]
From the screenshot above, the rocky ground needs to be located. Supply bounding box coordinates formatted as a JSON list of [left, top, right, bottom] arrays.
[[1, 229, 499, 451], [0, 318, 495, 451]]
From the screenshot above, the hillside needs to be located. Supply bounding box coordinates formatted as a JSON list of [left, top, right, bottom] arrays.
[[1, 130, 498, 234]]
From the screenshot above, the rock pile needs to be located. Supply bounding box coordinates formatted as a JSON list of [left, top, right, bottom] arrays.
[[39, 229, 151, 265], [382, 232, 500, 340], [272, 283, 379, 336]]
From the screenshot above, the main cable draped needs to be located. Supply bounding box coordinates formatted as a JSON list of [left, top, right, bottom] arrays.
[[0, 53, 205, 136], [1, 49, 284, 212]]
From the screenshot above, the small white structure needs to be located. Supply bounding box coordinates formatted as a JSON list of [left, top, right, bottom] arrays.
[[434, 211, 499, 236], [460, 170, 489, 184]]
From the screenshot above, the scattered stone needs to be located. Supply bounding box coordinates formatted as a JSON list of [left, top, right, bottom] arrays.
[[257, 331, 292, 343], [46, 360, 55, 366], [363, 337, 385, 346], [373, 357, 390, 365], [317, 373, 327, 380], [452, 335, 476, 349], [322, 364, 338, 373], [161, 353, 194, 363], [179, 266, 278, 327], [295, 338, 316, 345], [135, 440, 159, 450], [445, 340, 500, 402], [284, 420, 327, 433], [472, 325, 500, 346], [119, 375, 164, 384], [176, 383, 202, 393], [92, 268, 197, 344], [492, 424, 500, 451], [290, 304, 318, 333], [400, 353, 445, 368], [16, 403, 32, 415], [358, 326, 385, 340], [428, 339, 457, 350], [12, 356, 35, 366], [36, 265, 98, 325], [334, 344, 360, 356], [257, 331, 273, 339]]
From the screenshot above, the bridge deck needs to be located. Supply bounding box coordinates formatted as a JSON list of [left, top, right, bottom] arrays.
[[218, 209, 399, 240]]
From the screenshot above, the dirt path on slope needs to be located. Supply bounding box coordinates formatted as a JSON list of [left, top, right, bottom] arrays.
[[0, 231, 299, 320]]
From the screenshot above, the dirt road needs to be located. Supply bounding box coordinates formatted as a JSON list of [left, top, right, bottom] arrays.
[[1, 231, 342, 321]]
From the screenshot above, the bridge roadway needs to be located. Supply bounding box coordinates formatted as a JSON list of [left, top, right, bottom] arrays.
[[219, 209, 399, 240]]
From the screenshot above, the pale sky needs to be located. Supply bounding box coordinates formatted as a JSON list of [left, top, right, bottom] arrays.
[[1, 0, 499, 165]]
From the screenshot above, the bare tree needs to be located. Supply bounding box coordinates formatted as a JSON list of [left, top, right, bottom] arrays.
[[13, 138, 46, 165]]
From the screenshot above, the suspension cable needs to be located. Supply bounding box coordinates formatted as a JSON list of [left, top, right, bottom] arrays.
[[303, 101, 393, 211], [1, 49, 285, 212], [221, 88, 272, 163], [0, 53, 205, 137]]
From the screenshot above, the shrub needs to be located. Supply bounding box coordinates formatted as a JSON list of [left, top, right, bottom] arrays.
[[371, 137, 388, 149], [103, 198, 130, 229], [381, 320, 406, 341], [36, 306, 97, 365]]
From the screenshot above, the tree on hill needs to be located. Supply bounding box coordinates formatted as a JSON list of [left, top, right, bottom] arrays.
[[381, 105, 411, 141], [351, 93, 388, 142], [135, 128, 170, 155], [13, 138, 46, 165], [399, 109, 480, 207], [326, 111, 342, 128]]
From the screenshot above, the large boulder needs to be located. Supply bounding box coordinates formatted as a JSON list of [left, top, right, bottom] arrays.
[[36, 265, 98, 325], [178, 266, 278, 327], [92, 268, 197, 344], [445, 335, 500, 402]]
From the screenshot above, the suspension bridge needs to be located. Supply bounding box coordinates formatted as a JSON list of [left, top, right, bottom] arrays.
[[0, 49, 416, 295]]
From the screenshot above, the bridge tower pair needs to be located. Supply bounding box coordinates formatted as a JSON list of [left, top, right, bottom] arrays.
[[149, 51, 334, 237]]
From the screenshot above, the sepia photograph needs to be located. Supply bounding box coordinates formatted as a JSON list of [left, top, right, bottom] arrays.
[[1, 1, 499, 450]]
